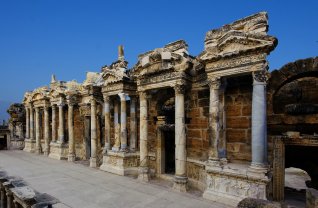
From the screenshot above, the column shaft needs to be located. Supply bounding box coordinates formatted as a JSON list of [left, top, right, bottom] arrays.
[[139, 91, 148, 167], [90, 99, 97, 167], [104, 96, 111, 151], [251, 71, 267, 167], [35, 107, 41, 154], [51, 105, 57, 142], [58, 104, 65, 143], [44, 106, 50, 156], [25, 107, 29, 139], [112, 100, 120, 150], [119, 93, 127, 150], [68, 104, 75, 161], [29, 106, 34, 140], [208, 79, 221, 163], [130, 97, 137, 151]]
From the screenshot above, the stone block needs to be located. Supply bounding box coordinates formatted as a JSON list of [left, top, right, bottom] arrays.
[[227, 129, 247, 143], [227, 105, 242, 116], [141, 56, 150, 67], [198, 98, 209, 107], [161, 51, 171, 60], [242, 105, 251, 116], [237, 198, 281, 208], [227, 117, 251, 128], [187, 129, 202, 138]]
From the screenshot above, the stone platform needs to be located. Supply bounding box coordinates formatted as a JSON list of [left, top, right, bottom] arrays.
[[0, 150, 228, 208]]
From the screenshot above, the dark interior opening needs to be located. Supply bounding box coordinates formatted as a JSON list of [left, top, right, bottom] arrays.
[[164, 130, 175, 174], [85, 116, 91, 159], [0, 135, 7, 150]]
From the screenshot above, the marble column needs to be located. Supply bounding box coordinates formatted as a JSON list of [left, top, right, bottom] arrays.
[[90, 99, 98, 168], [119, 93, 127, 151], [58, 103, 65, 143], [103, 95, 111, 152], [208, 78, 221, 165], [138, 91, 149, 181], [112, 100, 120, 151], [173, 84, 188, 192], [25, 107, 29, 139], [35, 107, 41, 154], [51, 105, 57, 143], [44, 105, 50, 156], [250, 70, 268, 173], [68, 102, 75, 162], [130, 96, 137, 151], [29, 105, 34, 141]]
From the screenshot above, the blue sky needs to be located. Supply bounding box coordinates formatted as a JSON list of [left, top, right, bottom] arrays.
[[0, 0, 317, 106]]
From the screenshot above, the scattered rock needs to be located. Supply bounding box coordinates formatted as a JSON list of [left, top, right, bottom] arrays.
[[237, 198, 281, 208]]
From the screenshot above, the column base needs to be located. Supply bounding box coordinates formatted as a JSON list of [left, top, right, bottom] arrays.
[[247, 164, 268, 178], [68, 153, 76, 162], [48, 142, 69, 160], [23, 139, 36, 153], [173, 176, 188, 192], [203, 163, 269, 207], [43, 150, 49, 157], [90, 157, 98, 168], [100, 151, 139, 176], [138, 167, 150, 182]]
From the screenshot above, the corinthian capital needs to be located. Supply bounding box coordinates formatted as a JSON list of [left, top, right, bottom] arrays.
[[252, 70, 270, 83], [174, 84, 185, 95], [208, 77, 221, 90]]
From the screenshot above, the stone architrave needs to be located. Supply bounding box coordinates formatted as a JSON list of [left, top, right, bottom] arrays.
[[173, 84, 188, 192]]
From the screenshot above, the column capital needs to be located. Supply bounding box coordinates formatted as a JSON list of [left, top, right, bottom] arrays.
[[103, 94, 110, 102], [252, 70, 270, 84], [208, 77, 221, 90], [174, 84, 185, 95], [90, 98, 96, 106], [118, 93, 126, 101], [35, 107, 40, 112], [138, 90, 147, 99]]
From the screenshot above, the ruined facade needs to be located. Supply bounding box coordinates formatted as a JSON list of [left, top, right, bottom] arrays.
[[13, 12, 318, 206]]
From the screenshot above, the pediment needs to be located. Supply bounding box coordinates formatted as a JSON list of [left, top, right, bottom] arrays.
[[102, 68, 128, 86]]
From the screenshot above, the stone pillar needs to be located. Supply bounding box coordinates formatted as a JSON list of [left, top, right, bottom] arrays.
[[138, 91, 149, 181], [6, 192, 12, 208], [68, 102, 75, 162], [173, 84, 188, 192], [130, 96, 137, 151], [29, 105, 34, 141], [58, 102, 65, 143], [44, 105, 50, 156], [25, 107, 29, 139], [119, 93, 127, 151], [208, 78, 221, 165], [112, 100, 120, 151], [90, 99, 98, 168], [51, 105, 57, 143], [249, 70, 268, 173], [35, 107, 41, 154], [0, 187, 5, 208], [103, 95, 111, 152]]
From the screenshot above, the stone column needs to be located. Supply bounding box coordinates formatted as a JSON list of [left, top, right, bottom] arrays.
[[29, 105, 34, 141], [25, 107, 29, 139], [249, 70, 268, 173], [44, 105, 50, 156], [6, 192, 12, 208], [90, 99, 98, 168], [51, 105, 57, 143], [103, 95, 111, 152], [119, 93, 127, 151], [173, 84, 188, 192], [68, 102, 75, 162], [35, 107, 41, 154], [208, 78, 221, 165], [0, 187, 5, 208], [138, 91, 149, 181], [58, 102, 65, 143], [130, 96, 137, 151], [112, 100, 120, 151]]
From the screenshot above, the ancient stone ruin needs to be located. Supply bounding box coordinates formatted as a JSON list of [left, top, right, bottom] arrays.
[[5, 11, 318, 207]]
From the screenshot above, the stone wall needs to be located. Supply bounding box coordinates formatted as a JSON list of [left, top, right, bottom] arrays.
[[225, 75, 253, 163]]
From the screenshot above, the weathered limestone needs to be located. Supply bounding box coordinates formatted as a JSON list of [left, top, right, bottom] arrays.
[[103, 95, 111, 152], [25, 107, 29, 139], [112, 100, 120, 151], [58, 102, 65, 144], [208, 78, 221, 165], [35, 107, 41, 154], [138, 91, 149, 181], [43, 105, 50, 156], [90, 99, 98, 168], [67, 102, 75, 162], [119, 93, 128, 151], [130, 96, 137, 151], [24, 105, 36, 153], [51, 105, 57, 143]]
